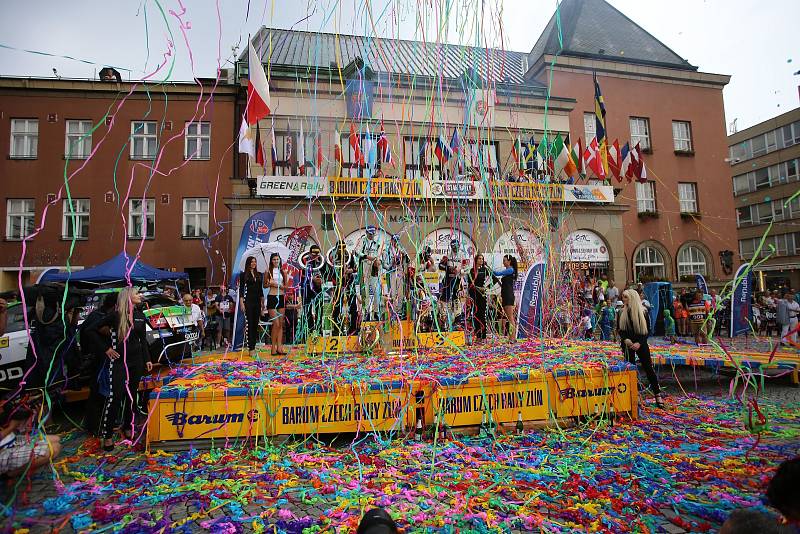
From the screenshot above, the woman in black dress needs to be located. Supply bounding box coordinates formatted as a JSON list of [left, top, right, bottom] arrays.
[[238, 256, 264, 352], [85, 287, 153, 451], [617, 289, 663, 407], [493, 255, 518, 339], [468, 254, 493, 342]]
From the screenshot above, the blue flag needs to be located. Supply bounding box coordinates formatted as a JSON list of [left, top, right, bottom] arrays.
[[729, 263, 753, 337], [516, 262, 546, 339]]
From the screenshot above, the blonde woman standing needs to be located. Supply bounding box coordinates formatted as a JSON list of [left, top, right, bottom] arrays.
[[85, 287, 153, 450], [616, 289, 663, 408]]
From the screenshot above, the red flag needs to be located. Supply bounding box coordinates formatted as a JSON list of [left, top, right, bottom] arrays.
[[349, 123, 363, 165], [255, 124, 265, 167], [634, 142, 648, 183], [584, 137, 605, 179], [334, 128, 342, 164], [608, 139, 621, 181], [245, 41, 272, 125], [316, 134, 324, 170]]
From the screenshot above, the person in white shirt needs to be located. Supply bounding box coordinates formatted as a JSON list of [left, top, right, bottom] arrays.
[[781, 291, 799, 345], [182, 294, 204, 346]]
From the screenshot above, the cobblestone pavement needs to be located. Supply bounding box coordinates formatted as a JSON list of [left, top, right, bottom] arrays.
[[3, 367, 798, 533]]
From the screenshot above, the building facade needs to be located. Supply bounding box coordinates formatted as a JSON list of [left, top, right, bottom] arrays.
[[227, 28, 628, 287], [526, 0, 735, 287], [729, 107, 800, 290], [0, 78, 236, 290]]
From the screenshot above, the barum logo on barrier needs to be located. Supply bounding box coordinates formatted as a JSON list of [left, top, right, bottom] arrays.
[[165, 411, 249, 426]]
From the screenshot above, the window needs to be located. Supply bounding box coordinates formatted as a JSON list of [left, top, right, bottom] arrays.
[[772, 200, 785, 222], [736, 206, 753, 227], [184, 122, 210, 160], [65, 120, 92, 158], [130, 121, 158, 159], [62, 199, 90, 239], [754, 167, 771, 190], [733, 172, 754, 195], [774, 234, 790, 256], [634, 246, 665, 281], [786, 159, 798, 182], [739, 238, 755, 260], [672, 121, 692, 152], [629, 117, 651, 150], [765, 130, 777, 153], [754, 202, 775, 224], [10, 119, 38, 158], [583, 113, 596, 141], [793, 232, 800, 255], [677, 245, 707, 277], [182, 198, 208, 238], [6, 199, 35, 240], [729, 141, 751, 162], [789, 196, 800, 219], [273, 131, 297, 176], [128, 199, 155, 239], [678, 182, 698, 213], [751, 134, 767, 157], [635, 181, 656, 213]]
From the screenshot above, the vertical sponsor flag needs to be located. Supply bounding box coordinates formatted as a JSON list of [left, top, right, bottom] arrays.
[[517, 261, 546, 339], [230, 211, 276, 348], [245, 41, 272, 125], [730, 263, 753, 336], [593, 72, 608, 176], [696, 273, 709, 295]]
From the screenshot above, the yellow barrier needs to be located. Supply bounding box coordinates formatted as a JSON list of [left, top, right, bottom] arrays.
[[547, 370, 637, 419], [268, 383, 413, 435], [306, 335, 361, 354]]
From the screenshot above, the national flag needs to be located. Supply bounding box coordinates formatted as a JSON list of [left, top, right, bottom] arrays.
[[511, 136, 521, 169], [608, 139, 621, 180], [297, 120, 306, 174], [349, 123, 363, 165], [634, 142, 647, 182], [450, 128, 462, 155], [619, 142, 631, 183], [419, 137, 429, 176], [333, 128, 342, 165], [536, 134, 550, 172], [525, 136, 537, 173], [377, 119, 388, 158], [238, 114, 255, 159], [434, 134, 452, 163], [570, 137, 583, 177], [315, 133, 323, 170], [270, 120, 278, 173], [285, 122, 295, 174], [365, 125, 377, 170], [625, 143, 638, 183], [552, 134, 569, 175], [563, 135, 579, 179], [593, 73, 608, 175], [584, 137, 605, 179], [245, 41, 272, 125]]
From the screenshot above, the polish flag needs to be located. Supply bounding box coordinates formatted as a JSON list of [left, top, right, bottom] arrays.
[[334, 129, 342, 164], [245, 41, 272, 125]]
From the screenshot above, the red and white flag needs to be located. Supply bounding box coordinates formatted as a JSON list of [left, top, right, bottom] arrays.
[[583, 137, 605, 179], [334, 128, 342, 164], [634, 142, 647, 182], [245, 41, 272, 125]]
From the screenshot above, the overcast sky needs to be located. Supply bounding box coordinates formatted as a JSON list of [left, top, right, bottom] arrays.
[[1, 0, 797, 131]]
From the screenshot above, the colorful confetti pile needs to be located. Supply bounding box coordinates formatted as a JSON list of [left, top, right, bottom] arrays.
[[6, 393, 798, 533]]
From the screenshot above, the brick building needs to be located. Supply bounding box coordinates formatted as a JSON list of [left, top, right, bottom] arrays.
[[0, 77, 236, 290], [729, 107, 800, 290], [527, 0, 736, 286]]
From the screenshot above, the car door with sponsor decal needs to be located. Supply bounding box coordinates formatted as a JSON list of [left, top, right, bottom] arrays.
[[0, 303, 28, 386]]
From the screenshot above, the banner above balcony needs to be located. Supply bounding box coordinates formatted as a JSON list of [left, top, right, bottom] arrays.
[[256, 176, 614, 204]]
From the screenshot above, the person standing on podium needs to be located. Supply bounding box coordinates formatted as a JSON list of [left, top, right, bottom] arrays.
[[300, 244, 325, 339], [354, 226, 383, 323]]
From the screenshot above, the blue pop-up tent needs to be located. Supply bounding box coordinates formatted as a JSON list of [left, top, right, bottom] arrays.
[[40, 253, 187, 284]]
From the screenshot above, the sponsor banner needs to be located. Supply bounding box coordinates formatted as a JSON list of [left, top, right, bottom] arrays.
[[422, 180, 485, 200], [730, 263, 753, 337], [560, 230, 610, 263], [434, 377, 548, 427], [256, 176, 326, 198], [150, 393, 269, 442], [695, 273, 709, 295], [270, 385, 412, 435], [563, 184, 614, 203], [230, 211, 275, 349], [548, 370, 636, 418], [517, 262, 546, 339], [328, 177, 421, 198], [487, 182, 564, 202]]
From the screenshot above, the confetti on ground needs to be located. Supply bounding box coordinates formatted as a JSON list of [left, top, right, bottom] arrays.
[[6, 392, 798, 533]]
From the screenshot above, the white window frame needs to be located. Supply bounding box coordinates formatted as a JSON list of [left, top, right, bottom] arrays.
[[128, 198, 155, 239], [62, 198, 90, 240], [6, 199, 35, 240], [583, 113, 596, 142], [672, 121, 693, 152], [678, 182, 698, 213], [636, 181, 657, 213], [130, 121, 158, 160], [736, 205, 753, 227], [65, 120, 92, 159], [182, 198, 209, 238], [629, 117, 651, 151], [10, 119, 38, 159], [184, 121, 210, 160], [677, 245, 707, 278], [634, 246, 665, 281], [733, 172, 755, 196], [738, 238, 755, 260]]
